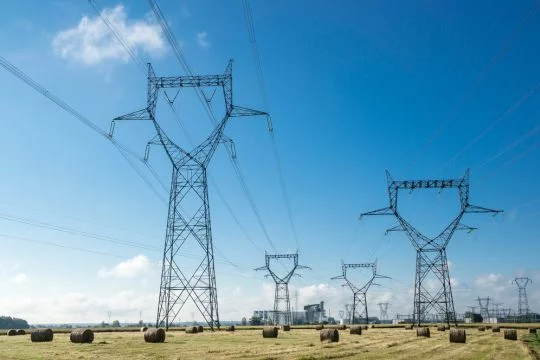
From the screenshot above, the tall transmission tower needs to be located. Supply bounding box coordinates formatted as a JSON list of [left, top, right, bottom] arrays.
[[378, 302, 390, 321], [513, 277, 532, 322], [111, 61, 266, 330], [360, 170, 502, 326], [256, 253, 310, 326], [477, 297, 491, 323], [332, 261, 389, 324]]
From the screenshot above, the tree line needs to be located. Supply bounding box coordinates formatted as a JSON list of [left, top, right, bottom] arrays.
[[0, 316, 29, 329]]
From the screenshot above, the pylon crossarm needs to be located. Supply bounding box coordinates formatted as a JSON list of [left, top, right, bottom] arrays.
[[465, 204, 504, 215], [385, 225, 403, 235], [456, 223, 477, 233], [230, 105, 268, 117], [359, 207, 394, 219], [219, 134, 236, 159]]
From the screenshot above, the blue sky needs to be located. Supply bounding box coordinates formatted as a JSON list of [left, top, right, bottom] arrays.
[[0, 0, 539, 324]]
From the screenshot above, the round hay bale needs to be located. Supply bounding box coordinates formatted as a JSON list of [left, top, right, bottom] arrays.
[[320, 328, 339, 342], [478, 326, 485, 331], [504, 329, 517, 341], [281, 325, 290, 331], [370, 325, 375, 329], [416, 327, 430, 338], [530, 328, 537, 334], [337, 324, 346, 330], [437, 325, 446, 331], [445, 325, 450, 330], [449, 328, 466, 344], [404, 325, 413, 330], [226, 325, 235, 332], [31, 328, 53, 342], [70, 328, 94, 344], [349, 326, 362, 335], [492, 327, 500, 333], [16, 329, 26, 335], [7, 329, 17, 336], [197, 325, 204, 333], [140, 326, 148, 332], [185, 326, 198, 334], [262, 326, 278, 338], [144, 328, 166, 343], [315, 324, 324, 330], [361, 325, 368, 330], [485, 325, 491, 330]]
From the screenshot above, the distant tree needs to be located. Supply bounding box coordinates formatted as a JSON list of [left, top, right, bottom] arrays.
[[138, 320, 144, 326], [0, 316, 30, 329], [112, 320, 120, 327], [249, 316, 262, 326]]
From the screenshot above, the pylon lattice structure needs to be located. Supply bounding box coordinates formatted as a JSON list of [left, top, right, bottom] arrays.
[[513, 277, 532, 322], [361, 170, 502, 326], [332, 261, 389, 324], [378, 302, 390, 321], [111, 61, 266, 330], [476, 297, 491, 323], [256, 253, 310, 326]]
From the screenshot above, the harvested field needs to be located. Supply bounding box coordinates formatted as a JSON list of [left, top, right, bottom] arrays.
[[0, 327, 533, 359]]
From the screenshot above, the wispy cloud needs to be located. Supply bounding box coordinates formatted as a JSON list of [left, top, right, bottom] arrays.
[[98, 255, 151, 279], [10, 273, 28, 284], [51, 4, 165, 66], [196, 31, 210, 48]]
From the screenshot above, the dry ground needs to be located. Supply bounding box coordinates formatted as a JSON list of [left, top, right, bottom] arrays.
[[0, 327, 534, 360]]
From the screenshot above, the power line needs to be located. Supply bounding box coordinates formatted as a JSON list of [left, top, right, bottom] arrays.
[[88, 0, 266, 256], [405, 1, 540, 169], [242, 0, 300, 252], [147, 0, 278, 254]]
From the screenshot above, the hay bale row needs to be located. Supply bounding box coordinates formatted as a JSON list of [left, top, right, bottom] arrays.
[[7, 329, 18, 336], [144, 328, 165, 343], [70, 328, 94, 344], [530, 328, 537, 334], [315, 324, 324, 330], [17, 329, 26, 335], [449, 328, 466, 343], [262, 326, 278, 338], [485, 325, 492, 330], [140, 326, 148, 332], [437, 325, 446, 332], [350, 326, 362, 335], [197, 325, 204, 333], [337, 324, 347, 330], [361, 325, 368, 330], [504, 329, 517, 341], [281, 325, 290, 331], [478, 326, 486, 332], [226, 325, 235, 332], [416, 327, 430, 338], [185, 326, 198, 334], [404, 324, 413, 330], [31, 328, 54, 342], [492, 327, 500, 332], [320, 328, 339, 343]]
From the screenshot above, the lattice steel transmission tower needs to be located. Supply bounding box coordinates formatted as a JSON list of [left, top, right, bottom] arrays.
[[361, 170, 502, 326], [476, 297, 491, 323], [256, 253, 310, 326], [378, 302, 390, 321], [332, 261, 389, 324], [111, 61, 266, 330], [513, 277, 532, 322]]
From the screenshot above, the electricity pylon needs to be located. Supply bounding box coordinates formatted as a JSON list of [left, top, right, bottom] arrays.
[[361, 170, 502, 326], [513, 277, 532, 322], [378, 302, 390, 321], [332, 261, 389, 324], [345, 304, 353, 324], [111, 61, 267, 330], [477, 297, 491, 322], [256, 253, 310, 326]]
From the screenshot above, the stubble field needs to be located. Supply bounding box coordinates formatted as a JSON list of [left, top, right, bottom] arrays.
[[0, 327, 536, 360]]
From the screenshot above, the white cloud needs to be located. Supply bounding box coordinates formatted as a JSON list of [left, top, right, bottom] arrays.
[[52, 4, 165, 66], [98, 255, 151, 279], [10, 273, 28, 284], [196, 31, 210, 48], [475, 273, 507, 293]]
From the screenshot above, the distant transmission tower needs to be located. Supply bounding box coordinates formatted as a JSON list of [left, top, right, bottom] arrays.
[[378, 302, 390, 321], [513, 277, 532, 322], [332, 261, 389, 324], [477, 297, 491, 323], [112, 61, 267, 330], [361, 170, 502, 326], [256, 253, 310, 326]]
